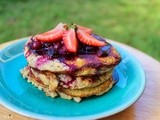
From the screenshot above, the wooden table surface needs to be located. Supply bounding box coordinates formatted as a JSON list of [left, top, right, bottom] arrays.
[[0, 38, 160, 120]]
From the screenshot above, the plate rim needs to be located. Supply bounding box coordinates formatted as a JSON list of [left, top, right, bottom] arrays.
[[0, 39, 146, 120]]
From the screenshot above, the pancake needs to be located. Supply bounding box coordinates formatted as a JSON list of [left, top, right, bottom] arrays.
[[20, 23, 121, 102], [21, 66, 113, 90], [24, 35, 121, 76], [57, 77, 114, 98], [21, 66, 115, 102]]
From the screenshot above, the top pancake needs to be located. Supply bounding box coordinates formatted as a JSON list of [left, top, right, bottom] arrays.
[[24, 34, 121, 76]]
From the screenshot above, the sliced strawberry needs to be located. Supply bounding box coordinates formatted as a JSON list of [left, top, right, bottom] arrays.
[[63, 28, 78, 52], [35, 29, 63, 42], [34, 23, 66, 42], [42, 23, 66, 35], [77, 25, 93, 34], [77, 29, 106, 46]]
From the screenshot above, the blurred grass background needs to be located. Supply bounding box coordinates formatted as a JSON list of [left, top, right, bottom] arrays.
[[0, 0, 160, 61]]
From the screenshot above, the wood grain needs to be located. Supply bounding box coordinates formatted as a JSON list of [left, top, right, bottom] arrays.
[[0, 38, 160, 120]]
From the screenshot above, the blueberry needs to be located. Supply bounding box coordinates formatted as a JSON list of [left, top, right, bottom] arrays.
[[91, 34, 106, 42], [101, 45, 111, 52], [86, 46, 93, 52], [48, 46, 60, 58], [86, 46, 98, 53], [32, 41, 42, 50], [97, 45, 111, 57], [54, 43, 60, 49], [33, 49, 44, 55], [46, 47, 55, 59], [43, 43, 53, 48], [78, 44, 99, 54], [97, 50, 108, 57], [27, 42, 33, 48]]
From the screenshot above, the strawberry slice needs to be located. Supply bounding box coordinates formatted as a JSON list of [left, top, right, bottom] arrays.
[[35, 23, 66, 42], [35, 29, 63, 42], [42, 23, 65, 35], [63, 28, 78, 52], [77, 29, 106, 46], [77, 25, 93, 34]]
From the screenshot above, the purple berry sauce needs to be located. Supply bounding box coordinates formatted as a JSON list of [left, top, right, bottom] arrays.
[[27, 34, 111, 60], [36, 56, 49, 67]]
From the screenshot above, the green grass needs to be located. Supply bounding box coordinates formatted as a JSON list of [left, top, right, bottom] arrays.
[[0, 0, 160, 61]]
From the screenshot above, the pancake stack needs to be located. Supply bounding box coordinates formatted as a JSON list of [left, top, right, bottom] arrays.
[[21, 23, 121, 102]]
